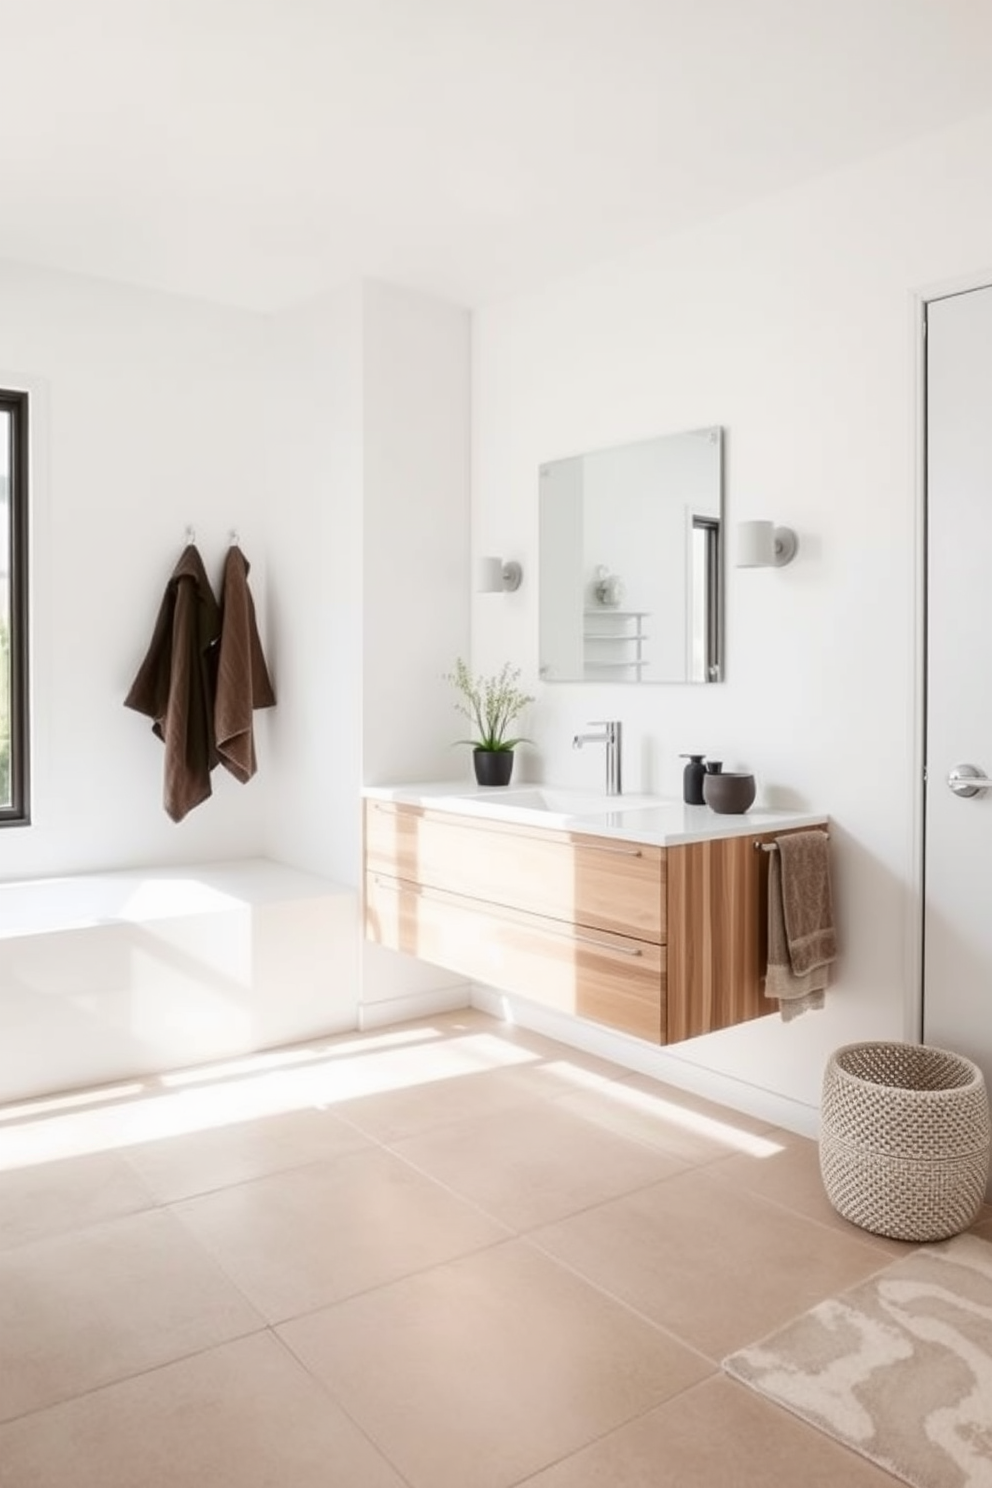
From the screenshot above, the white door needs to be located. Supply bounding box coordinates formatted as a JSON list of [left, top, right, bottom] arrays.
[[923, 283, 992, 1117]]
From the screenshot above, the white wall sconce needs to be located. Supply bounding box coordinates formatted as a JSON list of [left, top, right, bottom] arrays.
[[477, 555, 523, 592], [736, 520, 798, 568]]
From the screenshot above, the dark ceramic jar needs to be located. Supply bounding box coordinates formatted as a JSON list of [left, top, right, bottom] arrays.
[[702, 771, 756, 814], [679, 753, 706, 805]]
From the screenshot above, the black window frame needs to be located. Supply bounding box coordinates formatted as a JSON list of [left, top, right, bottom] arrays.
[[1, 389, 29, 825], [691, 513, 722, 683]]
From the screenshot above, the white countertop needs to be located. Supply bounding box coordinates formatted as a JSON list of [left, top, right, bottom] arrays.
[[362, 781, 828, 848]]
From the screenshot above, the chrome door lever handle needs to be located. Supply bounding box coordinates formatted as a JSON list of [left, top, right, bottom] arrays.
[[947, 764, 992, 798]]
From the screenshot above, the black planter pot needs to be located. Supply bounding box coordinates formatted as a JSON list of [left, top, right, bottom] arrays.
[[473, 749, 514, 787]]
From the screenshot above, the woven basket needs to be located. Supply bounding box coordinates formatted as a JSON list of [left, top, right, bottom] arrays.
[[820, 1041, 991, 1242]]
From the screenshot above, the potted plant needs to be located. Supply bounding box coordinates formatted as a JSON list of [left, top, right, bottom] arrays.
[[445, 657, 534, 786]]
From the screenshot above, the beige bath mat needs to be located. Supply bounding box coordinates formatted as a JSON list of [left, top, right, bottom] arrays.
[[723, 1232, 992, 1488]]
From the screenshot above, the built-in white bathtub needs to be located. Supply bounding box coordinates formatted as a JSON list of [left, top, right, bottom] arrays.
[[0, 858, 358, 1104]]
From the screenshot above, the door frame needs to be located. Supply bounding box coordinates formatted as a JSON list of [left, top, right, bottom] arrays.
[[911, 268, 992, 1047]]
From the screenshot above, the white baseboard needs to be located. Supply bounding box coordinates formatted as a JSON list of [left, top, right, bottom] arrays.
[[469, 984, 820, 1140], [358, 984, 471, 1030]]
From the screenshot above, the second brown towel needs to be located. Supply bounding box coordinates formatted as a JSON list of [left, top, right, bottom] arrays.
[[215, 545, 276, 783]]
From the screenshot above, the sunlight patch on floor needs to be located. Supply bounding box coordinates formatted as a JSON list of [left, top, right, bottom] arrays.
[[0, 1027, 542, 1173], [553, 1064, 786, 1158], [158, 1024, 445, 1088], [0, 1081, 147, 1125], [0, 1018, 788, 1174]]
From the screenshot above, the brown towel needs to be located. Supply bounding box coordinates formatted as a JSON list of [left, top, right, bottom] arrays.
[[778, 830, 837, 973], [124, 544, 220, 823], [765, 830, 836, 1021], [214, 545, 276, 783]]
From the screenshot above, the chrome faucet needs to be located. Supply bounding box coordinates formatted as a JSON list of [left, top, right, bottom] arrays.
[[572, 720, 623, 796]]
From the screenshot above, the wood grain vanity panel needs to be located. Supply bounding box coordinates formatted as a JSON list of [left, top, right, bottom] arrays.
[[570, 833, 666, 941], [665, 827, 809, 1042], [365, 873, 664, 1042], [364, 800, 664, 941], [364, 796, 826, 1049]]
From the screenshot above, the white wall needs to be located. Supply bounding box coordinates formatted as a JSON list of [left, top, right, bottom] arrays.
[[0, 262, 471, 1034], [263, 278, 472, 891], [361, 280, 472, 787], [256, 281, 475, 1026], [262, 282, 365, 885], [0, 265, 473, 1087], [262, 279, 473, 1019], [360, 281, 473, 1016], [471, 105, 992, 1114], [0, 260, 271, 880]]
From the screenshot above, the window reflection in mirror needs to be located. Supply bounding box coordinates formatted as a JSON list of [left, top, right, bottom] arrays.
[[538, 425, 723, 684]]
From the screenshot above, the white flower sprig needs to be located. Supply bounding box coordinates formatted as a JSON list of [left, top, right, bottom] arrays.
[[444, 658, 534, 752]]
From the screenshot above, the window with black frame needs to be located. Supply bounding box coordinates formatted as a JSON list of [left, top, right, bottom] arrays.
[[691, 514, 722, 683], [0, 390, 28, 824]]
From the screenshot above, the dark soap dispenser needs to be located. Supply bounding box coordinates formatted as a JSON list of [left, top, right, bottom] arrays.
[[680, 753, 706, 805]]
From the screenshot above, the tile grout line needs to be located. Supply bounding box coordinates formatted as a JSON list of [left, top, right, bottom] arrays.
[[0, 1322, 272, 1432], [264, 1326, 419, 1488]]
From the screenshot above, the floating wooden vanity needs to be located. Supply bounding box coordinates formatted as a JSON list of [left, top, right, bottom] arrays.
[[363, 785, 829, 1048]]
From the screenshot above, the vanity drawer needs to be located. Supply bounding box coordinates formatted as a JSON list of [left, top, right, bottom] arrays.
[[365, 872, 665, 1044], [364, 800, 665, 943]]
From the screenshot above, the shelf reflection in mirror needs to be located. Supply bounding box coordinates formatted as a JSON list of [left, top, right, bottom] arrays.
[[538, 425, 723, 684]]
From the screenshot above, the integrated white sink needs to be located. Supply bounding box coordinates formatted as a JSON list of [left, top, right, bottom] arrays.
[[457, 786, 671, 819], [364, 781, 830, 847]]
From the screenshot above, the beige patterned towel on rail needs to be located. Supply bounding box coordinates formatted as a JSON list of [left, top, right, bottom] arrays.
[[765, 829, 836, 1021]]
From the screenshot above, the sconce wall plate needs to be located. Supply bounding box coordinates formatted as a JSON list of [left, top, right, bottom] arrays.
[[736, 520, 798, 568], [477, 556, 523, 592]]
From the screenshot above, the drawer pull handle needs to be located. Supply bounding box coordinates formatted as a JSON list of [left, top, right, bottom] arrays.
[[573, 931, 643, 957], [582, 841, 643, 858], [374, 875, 425, 895], [371, 878, 648, 958]]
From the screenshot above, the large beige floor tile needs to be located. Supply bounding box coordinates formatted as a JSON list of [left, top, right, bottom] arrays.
[[279, 1239, 712, 1488], [704, 1127, 916, 1256], [393, 1098, 680, 1231], [483, 1027, 651, 1085], [0, 1208, 263, 1422], [224, 1015, 622, 1115], [518, 1374, 900, 1486], [549, 1072, 784, 1168], [173, 1145, 509, 1322], [338, 1061, 556, 1142], [401, 1008, 636, 1078], [0, 1149, 155, 1250], [122, 1104, 372, 1202], [0, 1331, 407, 1488], [335, 1019, 635, 1143], [531, 1166, 891, 1359], [617, 1074, 779, 1139]]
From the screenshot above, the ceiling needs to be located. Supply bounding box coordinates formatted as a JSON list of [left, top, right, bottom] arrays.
[[1, 0, 990, 312]]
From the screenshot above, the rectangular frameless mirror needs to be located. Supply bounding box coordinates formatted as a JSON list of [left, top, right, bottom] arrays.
[[538, 425, 723, 684]]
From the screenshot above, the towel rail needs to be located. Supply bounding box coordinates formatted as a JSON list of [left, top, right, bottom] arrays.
[[755, 833, 830, 852]]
